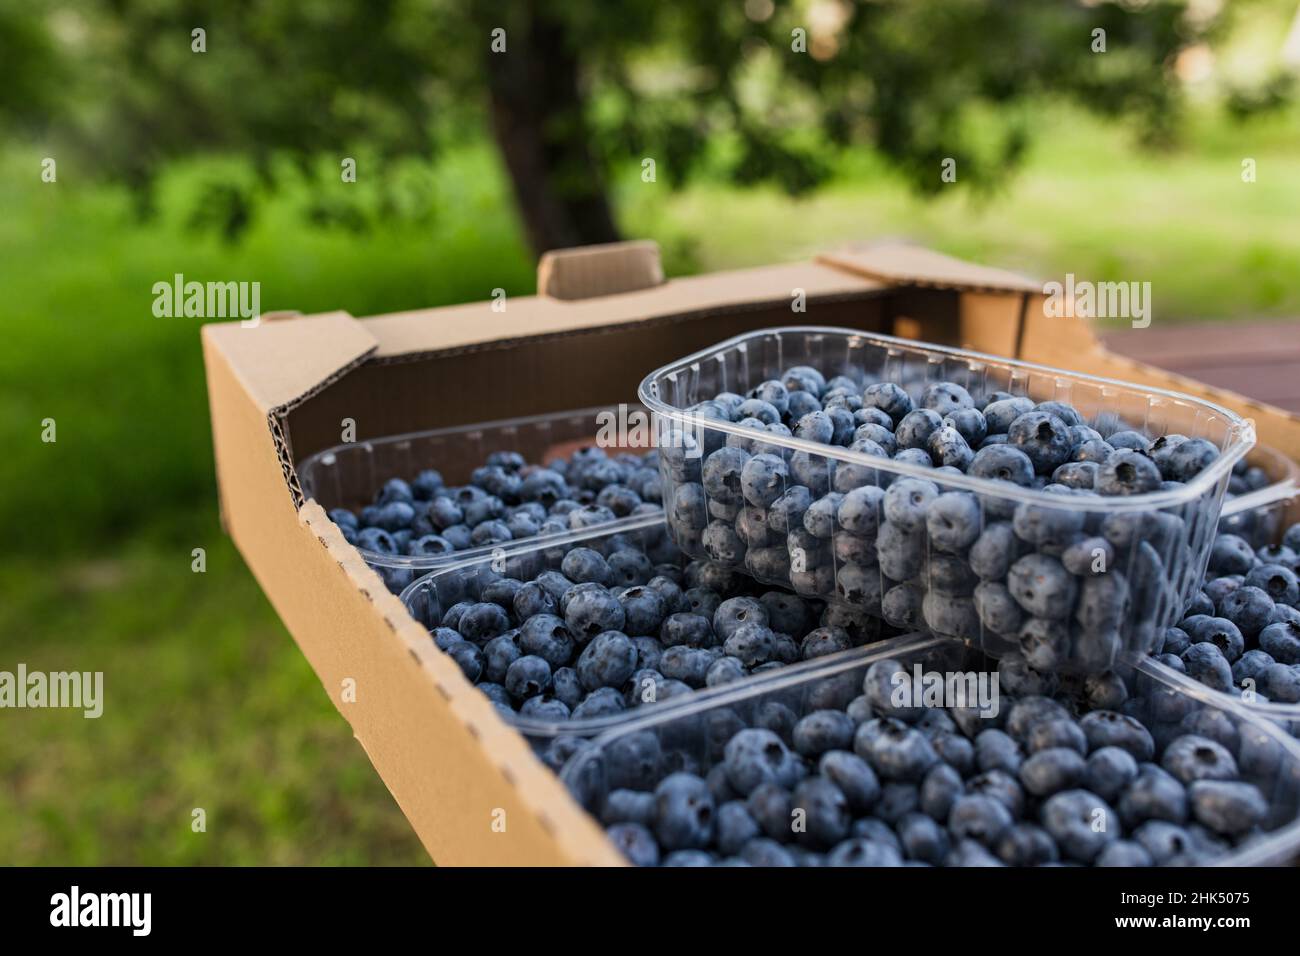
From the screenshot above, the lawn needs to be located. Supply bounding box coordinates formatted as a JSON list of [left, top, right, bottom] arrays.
[[2, 103, 1297, 864]]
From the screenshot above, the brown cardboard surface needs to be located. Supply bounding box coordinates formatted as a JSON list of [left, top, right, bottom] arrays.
[[818, 242, 1042, 294], [203, 326, 620, 866], [204, 241, 1300, 865], [537, 240, 664, 300], [360, 260, 886, 359]]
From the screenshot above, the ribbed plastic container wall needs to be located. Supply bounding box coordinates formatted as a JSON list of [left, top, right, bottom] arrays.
[[562, 635, 1300, 866], [639, 327, 1254, 674], [400, 514, 917, 757], [1218, 444, 1299, 549]]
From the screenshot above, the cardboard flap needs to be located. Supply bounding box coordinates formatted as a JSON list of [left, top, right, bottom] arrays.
[[537, 240, 665, 300], [362, 261, 884, 358], [819, 242, 1041, 294], [201, 311, 378, 414]]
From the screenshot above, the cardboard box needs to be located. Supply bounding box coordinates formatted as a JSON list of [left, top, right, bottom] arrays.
[[201, 240, 1300, 865]]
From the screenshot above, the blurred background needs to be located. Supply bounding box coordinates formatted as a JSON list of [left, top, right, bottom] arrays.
[[2, 0, 1298, 864]]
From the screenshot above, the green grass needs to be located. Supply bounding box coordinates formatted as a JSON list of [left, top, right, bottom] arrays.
[[2, 102, 1297, 864]]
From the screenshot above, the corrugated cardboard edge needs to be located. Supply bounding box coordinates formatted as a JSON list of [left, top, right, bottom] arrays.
[[537, 240, 665, 300], [817, 242, 1043, 294], [360, 260, 887, 359], [202, 319, 622, 866]]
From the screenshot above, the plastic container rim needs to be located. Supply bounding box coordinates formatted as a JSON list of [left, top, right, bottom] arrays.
[[637, 325, 1256, 513], [298, 403, 651, 570]]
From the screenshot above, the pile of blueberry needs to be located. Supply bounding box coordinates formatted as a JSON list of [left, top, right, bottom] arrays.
[[327, 446, 662, 591], [659, 364, 1229, 674], [1218, 459, 1289, 548], [566, 646, 1294, 867], [421, 536, 903, 724], [1154, 522, 1300, 714]]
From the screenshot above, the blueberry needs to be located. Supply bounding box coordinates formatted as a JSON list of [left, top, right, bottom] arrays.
[[896, 409, 944, 451], [1095, 840, 1153, 867], [445, 641, 485, 683], [925, 491, 982, 553], [883, 477, 938, 532], [942, 407, 988, 447], [713, 597, 768, 642], [574, 631, 638, 691], [724, 728, 802, 796], [702, 445, 750, 505], [618, 586, 667, 637], [658, 645, 715, 687], [1208, 534, 1256, 576], [561, 547, 613, 586], [607, 822, 660, 866], [1118, 763, 1188, 827], [857, 718, 939, 782], [1094, 449, 1162, 496], [513, 581, 558, 620], [705, 656, 747, 687], [767, 486, 813, 535], [974, 582, 1024, 637], [790, 711, 855, 758], [551, 666, 584, 710], [483, 633, 523, 684], [1184, 614, 1246, 662], [1079, 710, 1155, 761], [652, 772, 715, 850], [1232, 647, 1276, 687], [659, 612, 713, 648], [919, 764, 965, 822], [1007, 554, 1077, 620], [1256, 659, 1299, 706], [882, 582, 925, 630], [1260, 621, 1300, 665], [1061, 536, 1114, 577], [1180, 642, 1234, 692], [1245, 563, 1300, 606], [921, 592, 980, 641], [1008, 411, 1073, 475], [896, 812, 949, 864], [800, 625, 854, 660], [430, 626, 462, 652], [1161, 734, 1238, 784], [355, 527, 398, 555], [564, 584, 625, 640], [975, 729, 1023, 775], [740, 453, 790, 508], [759, 591, 813, 635], [518, 693, 571, 721], [1019, 748, 1087, 797], [504, 654, 552, 701], [1164, 437, 1219, 481], [862, 382, 913, 425], [966, 769, 1026, 817], [1188, 780, 1267, 835], [723, 622, 779, 667], [876, 521, 926, 581], [969, 522, 1021, 580], [712, 801, 762, 856], [1040, 789, 1117, 862], [982, 396, 1034, 434], [518, 614, 576, 667], [457, 602, 511, 643], [995, 824, 1059, 866], [572, 687, 627, 719], [948, 794, 1013, 846]]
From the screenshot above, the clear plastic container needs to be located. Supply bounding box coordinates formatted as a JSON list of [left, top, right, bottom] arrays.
[[398, 514, 914, 761], [1217, 443, 1299, 549], [561, 634, 1300, 866], [298, 405, 660, 594], [639, 326, 1255, 675], [1142, 655, 1300, 741]]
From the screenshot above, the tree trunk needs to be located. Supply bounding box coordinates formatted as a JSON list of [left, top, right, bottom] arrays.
[[481, 3, 621, 256]]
